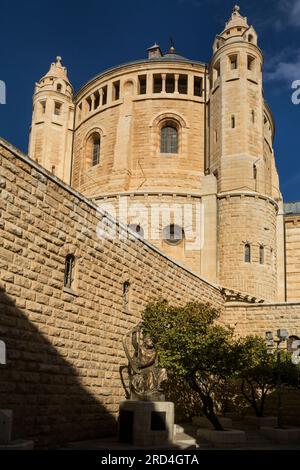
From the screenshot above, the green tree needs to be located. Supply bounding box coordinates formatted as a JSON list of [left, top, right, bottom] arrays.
[[236, 335, 300, 417], [142, 299, 239, 431]]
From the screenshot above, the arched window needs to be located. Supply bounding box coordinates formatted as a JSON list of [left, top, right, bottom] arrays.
[[244, 244, 251, 263], [57, 83, 62, 92], [160, 124, 178, 153], [64, 254, 75, 289], [259, 245, 264, 264], [248, 34, 254, 43], [86, 132, 101, 166], [163, 224, 184, 245]]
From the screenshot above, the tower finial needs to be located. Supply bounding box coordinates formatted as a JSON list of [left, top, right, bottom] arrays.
[[233, 5, 240, 14], [168, 36, 175, 54], [56, 56, 62, 66]]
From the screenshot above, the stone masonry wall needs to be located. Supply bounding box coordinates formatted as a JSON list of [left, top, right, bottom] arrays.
[[0, 139, 224, 448]]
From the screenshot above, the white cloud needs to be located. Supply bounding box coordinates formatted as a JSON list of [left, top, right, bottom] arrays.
[[265, 49, 300, 83]]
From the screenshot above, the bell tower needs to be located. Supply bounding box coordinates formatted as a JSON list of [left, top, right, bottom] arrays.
[[209, 6, 279, 301], [28, 57, 74, 184]]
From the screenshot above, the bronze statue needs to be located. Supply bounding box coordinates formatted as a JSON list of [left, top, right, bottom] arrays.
[[121, 323, 167, 401]]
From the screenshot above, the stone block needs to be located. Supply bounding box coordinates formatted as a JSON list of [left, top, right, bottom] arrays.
[[118, 401, 174, 447]]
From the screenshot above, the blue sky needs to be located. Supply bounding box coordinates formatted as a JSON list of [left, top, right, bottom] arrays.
[[0, 0, 299, 201]]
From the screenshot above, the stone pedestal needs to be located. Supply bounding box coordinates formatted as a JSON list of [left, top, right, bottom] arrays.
[[118, 401, 174, 447]]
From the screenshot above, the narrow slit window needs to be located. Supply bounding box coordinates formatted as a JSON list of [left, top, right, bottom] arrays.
[[253, 164, 257, 180], [231, 115, 236, 128], [251, 110, 255, 123], [244, 244, 251, 263], [153, 74, 162, 93], [259, 245, 264, 264], [123, 281, 130, 312], [64, 254, 75, 289], [194, 76, 203, 96], [138, 75, 147, 94]]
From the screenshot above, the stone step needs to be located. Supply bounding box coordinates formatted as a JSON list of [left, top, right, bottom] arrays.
[[174, 432, 199, 449]]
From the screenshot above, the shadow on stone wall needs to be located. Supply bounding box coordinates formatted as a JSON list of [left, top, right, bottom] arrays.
[[0, 287, 117, 449]]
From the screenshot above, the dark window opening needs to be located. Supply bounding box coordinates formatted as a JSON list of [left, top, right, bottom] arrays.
[[123, 281, 130, 311], [178, 74, 188, 94], [259, 245, 264, 264], [229, 54, 238, 70], [194, 76, 203, 97], [248, 55, 255, 71], [54, 102, 62, 116], [163, 224, 184, 245], [231, 115, 236, 128], [86, 96, 92, 112], [253, 164, 257, 180], [94, 91, 100, 108], [166, 74, 175, 93], [64, 254, 75, 289], [102, 86, 107, 105], [56, 83, 62, 92], [153, 74, 162, 93], [40, 101, 46, 113], [244, 244, 251, 263], [138, 75, 147, 94], [113, 81, 120, 100]]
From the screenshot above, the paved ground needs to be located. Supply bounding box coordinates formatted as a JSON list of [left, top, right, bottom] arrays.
[[62, 420, 300, 450]]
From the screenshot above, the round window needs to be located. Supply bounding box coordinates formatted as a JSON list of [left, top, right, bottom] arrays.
[[128, 224, 144, 238], [163, 224, 184, 245]]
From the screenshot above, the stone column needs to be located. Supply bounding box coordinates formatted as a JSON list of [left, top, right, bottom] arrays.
[[162, 74, 166, 93]]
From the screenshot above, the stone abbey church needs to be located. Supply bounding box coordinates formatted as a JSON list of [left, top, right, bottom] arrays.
[[0, 6, 300, 447]]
